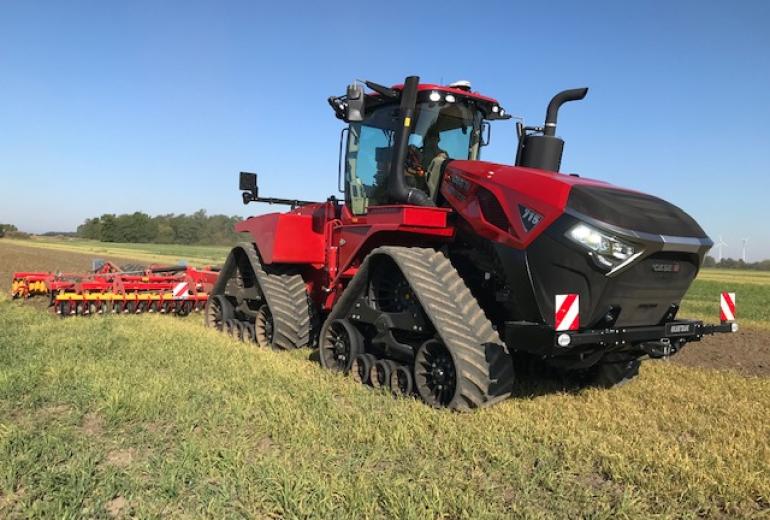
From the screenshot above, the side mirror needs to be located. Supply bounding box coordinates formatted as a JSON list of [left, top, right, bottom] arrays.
[[240, 171, 258, 204], [346, 82, 365, 122]]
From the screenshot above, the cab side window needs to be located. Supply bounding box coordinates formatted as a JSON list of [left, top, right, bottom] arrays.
[[345, 124, 394, 214]]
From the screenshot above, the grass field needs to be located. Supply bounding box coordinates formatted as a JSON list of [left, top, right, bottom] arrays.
[[1, 301, 768, 518], [1, 238, 769, 518]]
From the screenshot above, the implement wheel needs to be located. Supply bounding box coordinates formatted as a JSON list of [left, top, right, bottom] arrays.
[[414, 339, 457, 408], [319, 319, 362, 373]]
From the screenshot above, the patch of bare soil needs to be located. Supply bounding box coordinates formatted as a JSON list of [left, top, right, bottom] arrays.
[[81, 412, 104, 437], [671, 328, 770, 377], [38, 404, 73, 419], [105, 495, 127, 517], [104, 448, 138, 468]]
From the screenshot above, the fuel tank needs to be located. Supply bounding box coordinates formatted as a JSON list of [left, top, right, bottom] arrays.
[[442, 161, 712, 329]]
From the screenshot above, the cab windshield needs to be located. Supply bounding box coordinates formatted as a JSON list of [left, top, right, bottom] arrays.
[[345, 99, 483, 214]]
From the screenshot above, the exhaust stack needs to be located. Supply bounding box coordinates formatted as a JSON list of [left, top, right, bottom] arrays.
[[388, 75, 433, 206], [516, 88, 588, 172]]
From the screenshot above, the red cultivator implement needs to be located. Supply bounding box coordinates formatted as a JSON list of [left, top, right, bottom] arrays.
[[11, 261, 219, 317]]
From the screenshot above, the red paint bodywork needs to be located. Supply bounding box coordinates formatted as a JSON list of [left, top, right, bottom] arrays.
[[236, 159, 627, 311], [442, 160, 615, 249]]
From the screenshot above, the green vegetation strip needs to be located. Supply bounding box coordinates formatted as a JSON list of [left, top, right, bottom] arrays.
[[680, 278, 770, 329], [1, 301, 768, 518]]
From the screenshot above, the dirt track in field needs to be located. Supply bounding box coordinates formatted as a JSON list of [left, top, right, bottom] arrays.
[[1, 240, 768, 377], [0, 241, 144, 293], [673, 330, 769, 377]]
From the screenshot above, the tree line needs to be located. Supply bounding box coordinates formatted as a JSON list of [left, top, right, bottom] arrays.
[[0, 224, 30, 239], [75, 210, 246, 245], [702, 255, 770, 271]]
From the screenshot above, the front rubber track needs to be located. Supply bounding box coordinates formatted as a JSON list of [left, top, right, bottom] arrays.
[[322, 246, 514, 411]]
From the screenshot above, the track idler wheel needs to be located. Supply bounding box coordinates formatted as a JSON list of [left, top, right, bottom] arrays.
[[351, 353, 376, 385], [205, 295, 234, 331], [370, 359, 397, 389], [414, 339, 457, 408], [319, 319, 363, 373], [390, 365, 414, 397], [255, 305, 274, 348]]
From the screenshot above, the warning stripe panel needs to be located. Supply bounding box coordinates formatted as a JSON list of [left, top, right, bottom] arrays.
[[555, 293, 579, 331], [720, 292, 736, 322]]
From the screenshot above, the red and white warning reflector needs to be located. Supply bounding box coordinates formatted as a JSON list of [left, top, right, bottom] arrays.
[[173, 282, 190, 299], [720, 292, 736, 322], [555, 293, 580, 331]]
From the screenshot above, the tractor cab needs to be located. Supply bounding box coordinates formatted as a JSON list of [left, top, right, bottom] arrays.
[[330, 80, 508, 214]]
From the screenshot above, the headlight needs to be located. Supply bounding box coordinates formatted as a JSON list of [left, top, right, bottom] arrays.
[[566, 223, 638, 270]]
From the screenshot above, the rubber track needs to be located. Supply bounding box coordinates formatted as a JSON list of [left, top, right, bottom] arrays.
[[213, 242, 310, 349], [321, 246, 514, 410]]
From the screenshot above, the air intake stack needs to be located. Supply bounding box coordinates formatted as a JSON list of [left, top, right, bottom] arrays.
[[516, 88, 588, 172]]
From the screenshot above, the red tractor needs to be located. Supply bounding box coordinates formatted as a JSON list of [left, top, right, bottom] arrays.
[[205, 76, 735, 410]]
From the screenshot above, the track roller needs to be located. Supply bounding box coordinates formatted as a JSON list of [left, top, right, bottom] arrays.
[[319, 319, 362, 373], [234, 321, 246, 342], [370, 359, 398, 389], [242, 322, 256, 344], [414, 339, 457, 408], [254, 305, 274, 348], [351, 353, 376, 385], [389, 365, 414, 397], [224, 319, 238, 338]]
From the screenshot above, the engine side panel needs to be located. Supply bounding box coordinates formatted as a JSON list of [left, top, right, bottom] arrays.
[[441, 161, 612, 250], [235, 212, 325, 264]]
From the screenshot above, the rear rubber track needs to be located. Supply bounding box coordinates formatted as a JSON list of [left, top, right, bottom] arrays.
[[211, 242, 311, 349]]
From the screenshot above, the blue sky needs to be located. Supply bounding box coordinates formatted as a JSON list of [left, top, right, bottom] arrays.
[[1, 1, 768, 260]]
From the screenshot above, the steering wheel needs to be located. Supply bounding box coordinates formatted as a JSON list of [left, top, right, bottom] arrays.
[[405, 145, 426, 177]]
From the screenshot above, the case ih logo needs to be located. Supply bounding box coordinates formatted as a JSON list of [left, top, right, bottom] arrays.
[[518, 205, 542, 232], [652, 263, 680, 273]]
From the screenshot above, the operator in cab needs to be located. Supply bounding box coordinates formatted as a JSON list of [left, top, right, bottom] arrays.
[[405, 126, 448, 199]]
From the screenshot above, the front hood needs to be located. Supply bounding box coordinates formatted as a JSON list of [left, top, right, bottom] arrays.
[[567, 184, 707, 238], [445, 160, 711, 250]]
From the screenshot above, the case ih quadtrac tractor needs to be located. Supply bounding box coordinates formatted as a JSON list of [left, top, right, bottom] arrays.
[[205, 76, 735, 410]]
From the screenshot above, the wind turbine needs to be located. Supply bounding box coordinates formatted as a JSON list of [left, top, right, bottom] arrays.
[[742, 238, 749, 262], [714, 236, 728, 262]]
